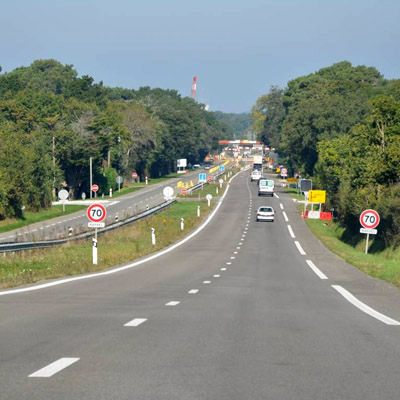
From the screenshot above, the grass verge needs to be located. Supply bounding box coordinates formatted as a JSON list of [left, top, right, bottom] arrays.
[[284, 185, 400, 287], [0, 205, 86, 234], [306, 219, 400, 287], [0, 200, 214, 289]]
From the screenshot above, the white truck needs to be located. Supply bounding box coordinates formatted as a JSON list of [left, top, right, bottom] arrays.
[[252, 155, 263, 170]]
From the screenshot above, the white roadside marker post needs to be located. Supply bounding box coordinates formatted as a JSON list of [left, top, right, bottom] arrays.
[[197, 205, 200, 217], [181, 218, 184, 231], [92, 229, 98, 265], [151, 228, 156, 245], [109, 188, 113, 198], [145, 176, 148, 185]]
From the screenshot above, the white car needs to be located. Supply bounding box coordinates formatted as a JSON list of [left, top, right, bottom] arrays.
[[258, 179, 274, 197], [250, 170, 263, 182], [256, 206, 275, 222]]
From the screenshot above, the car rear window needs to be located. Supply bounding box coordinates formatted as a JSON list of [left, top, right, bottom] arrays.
[[260, 180, 274, 187], [259, 207, 273, 212]]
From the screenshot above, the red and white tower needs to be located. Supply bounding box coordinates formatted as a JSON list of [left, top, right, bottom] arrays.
[[191, 76, 197, 99]]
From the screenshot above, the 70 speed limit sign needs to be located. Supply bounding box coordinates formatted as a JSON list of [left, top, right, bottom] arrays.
[[87, 204, 107, 223], [360, 209, 380, 229]]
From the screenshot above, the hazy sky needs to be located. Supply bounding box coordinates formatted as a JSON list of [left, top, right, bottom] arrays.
[[0, 0, 399, 112]]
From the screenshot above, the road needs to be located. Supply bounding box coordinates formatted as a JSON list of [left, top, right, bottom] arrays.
[[1, 169, 400, 399], [0, 168, 220, 244]]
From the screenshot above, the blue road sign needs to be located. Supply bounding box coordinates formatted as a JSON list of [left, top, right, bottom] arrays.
[[219, 165, 225, 172], [199, 173, 207, 183]]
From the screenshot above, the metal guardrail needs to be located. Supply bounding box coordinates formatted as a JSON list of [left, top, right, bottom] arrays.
[[0, 200, 176, 253]]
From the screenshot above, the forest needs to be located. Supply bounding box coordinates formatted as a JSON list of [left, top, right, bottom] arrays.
[[0, 59, 225, 219], [252, 61, 400, 248]]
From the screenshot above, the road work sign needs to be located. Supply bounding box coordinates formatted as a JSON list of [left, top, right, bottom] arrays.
[[308, 190, 326, 204]]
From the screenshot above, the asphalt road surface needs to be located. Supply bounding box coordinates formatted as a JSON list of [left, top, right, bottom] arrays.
[[1, 169, 400, 399]]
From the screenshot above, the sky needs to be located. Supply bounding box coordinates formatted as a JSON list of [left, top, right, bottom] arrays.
[[0, 0, 399, 113]]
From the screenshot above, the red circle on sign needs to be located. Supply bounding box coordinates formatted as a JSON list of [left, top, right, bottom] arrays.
[[360, 209, 380, 229], [207, 176, 213, 182], [181, 189, 187, 195], [87, 204, 107, 222], [132, 172, 138, 178], [91, 184, 99, 192]]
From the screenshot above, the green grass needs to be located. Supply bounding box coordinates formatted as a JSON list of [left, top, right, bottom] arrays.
[[284, 187, 304, 201], [0, 205, 86, 234], [0, 200, 212, 289], [306, 219, 400, 287]]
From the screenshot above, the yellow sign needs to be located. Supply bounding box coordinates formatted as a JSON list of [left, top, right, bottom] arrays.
[[287, 178, 299, 183], [308, 190, 326, 204]]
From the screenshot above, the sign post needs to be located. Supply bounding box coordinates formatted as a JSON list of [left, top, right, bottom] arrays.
[[58, 189, 69, 212], [91, 184, 99, 198], [360, 209, 380, 254], [87, 203, 107, 264], [116, 176, 123, 192]]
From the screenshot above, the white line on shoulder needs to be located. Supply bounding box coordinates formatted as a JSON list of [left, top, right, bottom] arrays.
[[332, 285, 400, 326]]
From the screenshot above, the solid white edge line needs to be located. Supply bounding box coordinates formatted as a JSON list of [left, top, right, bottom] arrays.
[[29, 358, 80, 378], [287, 225, 296, 239], [294, 241, 306, 255], [124, 318, 147, 327], [332, 285, 400, 326], [282, 211, 289, 222], [0, 169, 244, 297], [305, 260, 328, 280]]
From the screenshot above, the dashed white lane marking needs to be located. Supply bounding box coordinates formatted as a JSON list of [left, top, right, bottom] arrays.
[[213, 275, 220, 278], [239, 242, 243, 245], [332, 285, 400, 326], [29, 358, 80, 378], [124, 318, 147, 327], [237, 247, 241, 250], [294, 241, 306, 255], [188, 289, 199, 294], [31, 229, 37, 232], [203, 281, 211, 284], [221, 268, 227, 271], [287, 225, 296, 239], [274, 193, 280, 199], [230, 256, 235, 259], [226, 262, 232, 265], [282, 212, 289, 222], [165, 301, 180, 306], [305, 260, 328, 280], [280, 203, 284, 210], [39, 227, 44, 230], [234, 251, 238, 254], [45, 225, 50, 228]]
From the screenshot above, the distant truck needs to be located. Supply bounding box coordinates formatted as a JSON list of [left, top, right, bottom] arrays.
[[252, 155, 263, 170]]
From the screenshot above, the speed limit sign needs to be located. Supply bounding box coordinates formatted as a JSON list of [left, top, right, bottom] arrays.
[[360, 209, 380, 229], [87, 204, 107, 223]]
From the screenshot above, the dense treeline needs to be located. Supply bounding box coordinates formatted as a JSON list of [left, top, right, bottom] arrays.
[[253, 61, 400, 248], [213, 111, 253, 139], [0, 59, 223, 219]]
